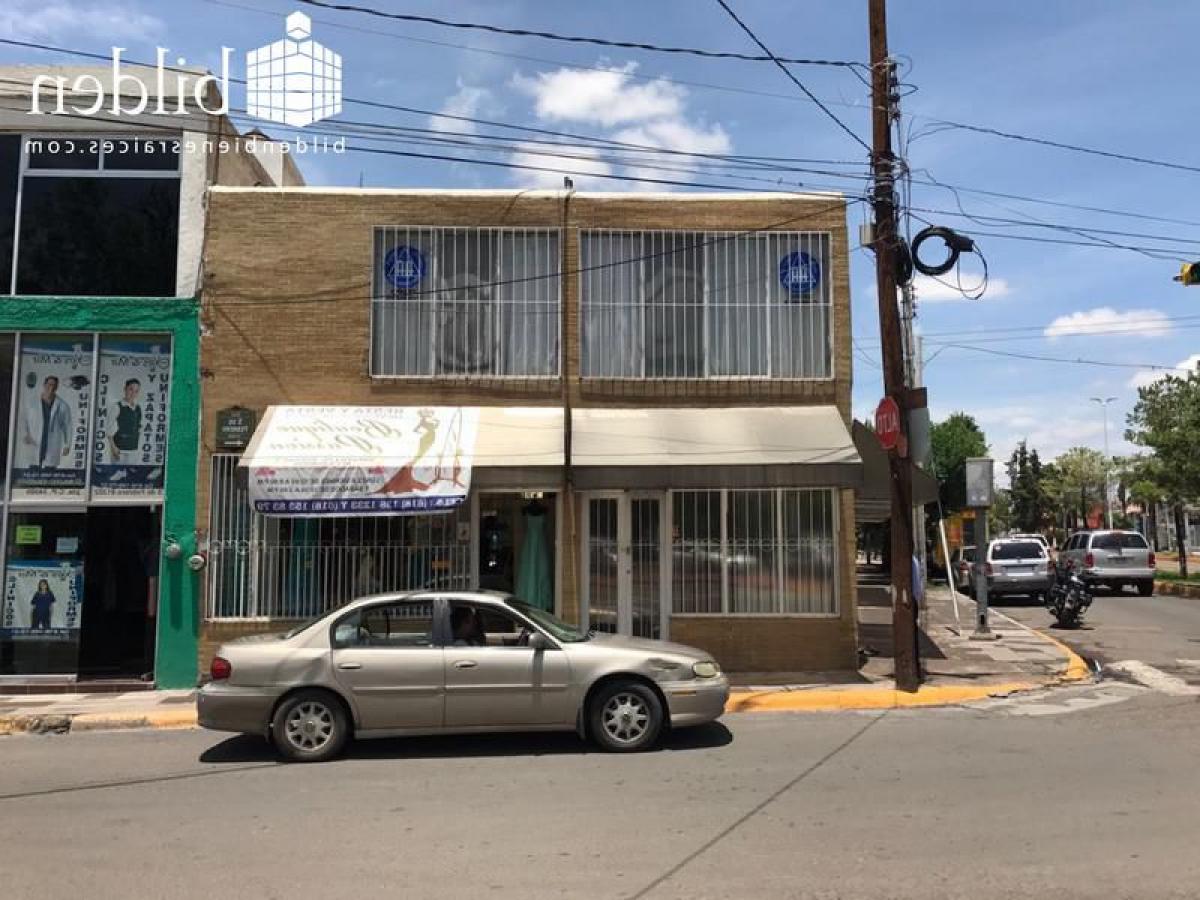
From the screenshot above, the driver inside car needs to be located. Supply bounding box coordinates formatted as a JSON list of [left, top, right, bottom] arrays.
[[450, 605, 486, 647]]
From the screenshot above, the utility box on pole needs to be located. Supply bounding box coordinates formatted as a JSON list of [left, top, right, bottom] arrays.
[[965, 457, 998, 640]]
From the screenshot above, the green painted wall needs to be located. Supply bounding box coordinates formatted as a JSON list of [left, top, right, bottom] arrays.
[[0, 297, 201, 688]]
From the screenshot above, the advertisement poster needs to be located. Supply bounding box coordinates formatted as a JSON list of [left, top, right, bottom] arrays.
[[92, 338, 172, 498], [0, 561, 84, 642], [244, 406, 479, 516], [11, 337, 93, 501]]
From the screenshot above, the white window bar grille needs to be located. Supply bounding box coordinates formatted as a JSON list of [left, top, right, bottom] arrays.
[[580, 230, 832, 379], [671, 488, 837, 615], [207, 453, 472, 620], [371, 227, 561, 378]]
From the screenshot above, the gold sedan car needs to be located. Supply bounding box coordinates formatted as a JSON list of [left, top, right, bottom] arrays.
[[198, 591, 729, 762]]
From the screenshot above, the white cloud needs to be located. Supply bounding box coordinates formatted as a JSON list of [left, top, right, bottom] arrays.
[[509, 61, 734, 191], [512, 62, 683, 127], [429, 82, 492, 135], [0, 0, 164, 43], [911, 274, 1011, 303], [508, 142, 612, 190], [1044, 306, 1171, 340], [1128, 353, 1200, 390]]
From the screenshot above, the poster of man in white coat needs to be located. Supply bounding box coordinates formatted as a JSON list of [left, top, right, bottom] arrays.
[[11, 338, 92, 498]]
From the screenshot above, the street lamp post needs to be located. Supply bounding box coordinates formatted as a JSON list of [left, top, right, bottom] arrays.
[[1091, 396, 1117, 529]]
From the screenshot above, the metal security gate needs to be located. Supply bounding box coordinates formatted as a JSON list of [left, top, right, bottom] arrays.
[[581, 493, 667, 639]]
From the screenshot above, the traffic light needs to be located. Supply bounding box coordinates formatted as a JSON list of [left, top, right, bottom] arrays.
[[1174, 262, 1200, 285]]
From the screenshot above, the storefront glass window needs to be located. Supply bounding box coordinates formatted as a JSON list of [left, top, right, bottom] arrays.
[[0, 333, 15, 485], [672, 488, 837, 616], [11, 334, 94, 503], [0, 511, 87, 676], [91, 335, 171, 500]]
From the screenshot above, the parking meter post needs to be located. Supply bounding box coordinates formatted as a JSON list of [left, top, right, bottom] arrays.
[[970, 508, 998, 640], [964, 458, 999, 641]]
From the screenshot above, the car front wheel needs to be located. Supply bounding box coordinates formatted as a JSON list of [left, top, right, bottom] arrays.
[[589, 680, 664, 753], [271, 689, 349, 763]]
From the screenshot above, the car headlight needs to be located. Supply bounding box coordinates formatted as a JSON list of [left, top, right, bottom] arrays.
[[692, 661, 720, 678]]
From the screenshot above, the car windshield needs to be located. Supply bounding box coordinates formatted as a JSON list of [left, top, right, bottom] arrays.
[[1092, 533, 1149, 550], [992, 541, 1045, 560], [959, 547, 975, 561], [508, 600, 589, 642]]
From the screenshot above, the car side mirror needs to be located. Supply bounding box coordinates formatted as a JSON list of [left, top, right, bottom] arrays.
[[528, 632, 552, 651]]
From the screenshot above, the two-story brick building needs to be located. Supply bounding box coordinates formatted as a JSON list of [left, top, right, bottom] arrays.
[[198, 188, 863, 674]]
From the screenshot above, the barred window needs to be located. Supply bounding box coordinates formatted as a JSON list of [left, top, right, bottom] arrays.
[[371, 227, 560, 377], [672, 488, 837, 615], [207, 454, 471, 620], [581, 230, 832, 379]]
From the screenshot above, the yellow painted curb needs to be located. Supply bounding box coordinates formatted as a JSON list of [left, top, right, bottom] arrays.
[[69, 710, 198, 732], [1032, 629, 1091, 683], [725, 681, 1036, 713]]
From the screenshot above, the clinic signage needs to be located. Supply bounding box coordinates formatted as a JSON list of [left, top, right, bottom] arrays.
[[216, 406, 257, 451], [778, 250, 821, 300], [241, 406, 479, 516]]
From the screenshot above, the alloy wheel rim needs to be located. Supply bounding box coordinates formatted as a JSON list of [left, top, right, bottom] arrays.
[[285, 701, 335, 752], [602, 692, 650, 744]]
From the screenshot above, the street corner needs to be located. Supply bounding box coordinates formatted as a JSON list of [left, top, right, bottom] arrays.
[[725, 679, 1042, 714]]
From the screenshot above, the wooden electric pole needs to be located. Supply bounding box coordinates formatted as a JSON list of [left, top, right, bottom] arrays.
[[869, 0, 921, 691]]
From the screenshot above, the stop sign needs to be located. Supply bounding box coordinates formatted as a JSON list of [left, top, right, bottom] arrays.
[[875, 396, 901, 450]]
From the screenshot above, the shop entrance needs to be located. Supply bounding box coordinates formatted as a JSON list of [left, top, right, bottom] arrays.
[[78, 506, 160, 681], [475, 492, 557, 612], [581, 493, 666, 639]]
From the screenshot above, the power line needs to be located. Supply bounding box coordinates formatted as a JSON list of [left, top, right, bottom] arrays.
[[294, 0, 864, 67], [930, 343, 1180, 371], [712, 0, 871, 154], [206, 0, 881, 118], [862, 312, 1200, 343], [912, 116, 1200, 177], [908, 206, 1200, 251]]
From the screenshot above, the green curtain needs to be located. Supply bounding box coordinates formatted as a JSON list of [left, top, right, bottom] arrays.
[[516, 508, 553, 610]]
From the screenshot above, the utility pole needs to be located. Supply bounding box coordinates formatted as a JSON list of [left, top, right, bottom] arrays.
[[1091, 396, 1116, 529], [869, 0, 920, 691]]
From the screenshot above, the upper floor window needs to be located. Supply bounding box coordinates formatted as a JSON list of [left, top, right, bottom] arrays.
[[0, 135, 182, 297], [371, 227, 561, 378], [580, 230, 832, 379]]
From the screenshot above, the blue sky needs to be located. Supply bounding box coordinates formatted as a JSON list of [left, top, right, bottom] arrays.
[[3, 0, 1198, 476]]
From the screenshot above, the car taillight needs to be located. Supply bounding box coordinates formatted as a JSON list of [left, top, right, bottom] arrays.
[[210, 656, 232, 681], [1149, 551, 1156, 568], [984, 562, 993, 577], [1084, 552, 1094, 568]]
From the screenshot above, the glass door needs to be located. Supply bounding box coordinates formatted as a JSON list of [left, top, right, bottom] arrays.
[[582, 493, 666, 639]]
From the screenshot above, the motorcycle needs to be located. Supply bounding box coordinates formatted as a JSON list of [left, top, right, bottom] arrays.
[[1044, 559, 1093, 628]]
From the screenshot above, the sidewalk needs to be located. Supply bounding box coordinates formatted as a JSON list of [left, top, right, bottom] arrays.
[[726, 581, 1089, 712], [0, 583, 1088, 734], [0, 689, 196, 735]]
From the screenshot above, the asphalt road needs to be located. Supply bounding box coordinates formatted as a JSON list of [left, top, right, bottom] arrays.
[[994, 587, 1200, 686], [3, 692, 1199, 900]]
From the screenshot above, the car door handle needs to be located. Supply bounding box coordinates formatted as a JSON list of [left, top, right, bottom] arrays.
[[453, 660, 478, 669], [337, 662, 363, 670]]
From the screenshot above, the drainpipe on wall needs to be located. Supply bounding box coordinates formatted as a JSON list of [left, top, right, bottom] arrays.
[[560, 180, 577, 623]]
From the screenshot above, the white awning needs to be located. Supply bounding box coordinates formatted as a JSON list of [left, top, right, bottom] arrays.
[[240, 406, 563, 515], [570, 406, 861, 490]]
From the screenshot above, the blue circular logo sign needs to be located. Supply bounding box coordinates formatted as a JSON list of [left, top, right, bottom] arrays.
[[779, 251, 821, 299], [384, 245, 427, 290]]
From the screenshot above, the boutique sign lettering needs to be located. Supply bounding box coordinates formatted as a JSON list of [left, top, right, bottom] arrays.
[[240, 406, 480, 517]]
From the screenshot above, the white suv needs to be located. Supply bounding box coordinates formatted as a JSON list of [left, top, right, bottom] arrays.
[[1059, 530, 1155, 596]]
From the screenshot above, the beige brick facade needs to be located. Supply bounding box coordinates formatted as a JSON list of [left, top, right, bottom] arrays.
[[198, 188, 857, 674]]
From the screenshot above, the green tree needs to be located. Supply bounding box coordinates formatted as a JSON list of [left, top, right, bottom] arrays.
[[1047, 447, 1108, 531], [1127, 367, 1200, 577], [1116, 454, 1167, 549], [930, 412, 988, 515], [990, 487, 1014, 535], [1006, 441, 1052, 533]]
